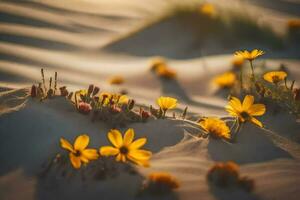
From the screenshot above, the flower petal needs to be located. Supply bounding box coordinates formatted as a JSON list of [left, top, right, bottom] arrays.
[[157, 97, 177, 110], [108, 129, 123, 148], [123, 128, 134, 147], [60, 138, 74, 153], [128, 149, 152, 160], [115, 153, 126, 162], [80, 155, 89, 163], [242, 95, 254, 111], [100, 146, 119, 156], [127, 155, 150, 167], [248, 104, 266, 116], [82, 149, 99, 160], [225, 105, 239, 117], [229, 97, 242, 112], [74, 134, 89, 151], [250, 117, 263, 127], [121, 154, 126, 162], [69, 153, 81, 169], [129, 138, 147, 150]]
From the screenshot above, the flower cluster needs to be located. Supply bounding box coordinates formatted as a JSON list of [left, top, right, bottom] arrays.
[[207, 161, 254, 192], [211, 49, 300, 139], [31, 69, 70, 100], [60, 128, 152, 169], [72, 84, 152, 125]]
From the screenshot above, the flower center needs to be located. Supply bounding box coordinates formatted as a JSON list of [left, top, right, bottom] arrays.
[[74, 150, 81, 157], [240, 111, 250, 120], [272, 75, 280, 83], [119, 146, 129, 155]]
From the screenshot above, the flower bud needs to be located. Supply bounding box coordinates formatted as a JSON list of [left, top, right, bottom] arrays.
[[31, 85, 37, 97], [141, 110, 151, 120], [78, 102, 92, 114], [110, 105, 121, 114]]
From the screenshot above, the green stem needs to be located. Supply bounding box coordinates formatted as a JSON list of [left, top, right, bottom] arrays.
[[240, 65, 243, 91], [231, 119, 242, 143], [163, 110, 166, 118], [249, 60, 255, 82]]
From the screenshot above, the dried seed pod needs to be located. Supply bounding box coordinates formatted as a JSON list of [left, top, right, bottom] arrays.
[[294, 88, 300, 101], [182, 106, 188, 119], [31, 85, 37, 97], [92, 86, 100, 96], [141, 110, 151, 120], [41, 68, 47, 92], [49, 77, 52, 89], [87, 84, 94, 97], [59, 86, 69, 97], [47, 88, 54, 98], [127, 99, 135, 110], [37, 83, 44, 99], [54, 72, 58, 93]]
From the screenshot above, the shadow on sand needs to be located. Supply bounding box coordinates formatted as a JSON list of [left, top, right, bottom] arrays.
[[207, 123, 293, 164]]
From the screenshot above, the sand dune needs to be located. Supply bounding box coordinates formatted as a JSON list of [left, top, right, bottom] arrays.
[[1, 89, 300, 200]]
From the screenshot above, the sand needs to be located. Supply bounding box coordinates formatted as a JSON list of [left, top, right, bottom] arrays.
[[0, 0, 300, 199]]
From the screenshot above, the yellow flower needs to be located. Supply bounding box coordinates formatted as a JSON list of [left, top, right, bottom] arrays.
[[98, 92, 128, 105], [207, 161, 239, 186], [200, 3, 216, 17], [156, 66, 177, 79], [146, 172, 180, 189], [199, 118, 230, 139], [100, 128, 152, 167], [235, 49, 264, 61], [156, 96, 177, 111], [60, 135, 99, 169], [232, 56, 244, 68], [118, 94, 129, 104], [150, 58, 167, 71], [263, 71, 287, 84], [78, 89, 88, 96], [108, 76, 124, 85], [213, 72, 236, 88], [225, 95, 266, 127]]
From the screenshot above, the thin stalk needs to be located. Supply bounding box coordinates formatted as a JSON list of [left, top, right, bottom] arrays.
[[163, 110, 166, 118], [240, 66, 243, 91], [249, 60, 255, 82], [231, 120, 242, 143]]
